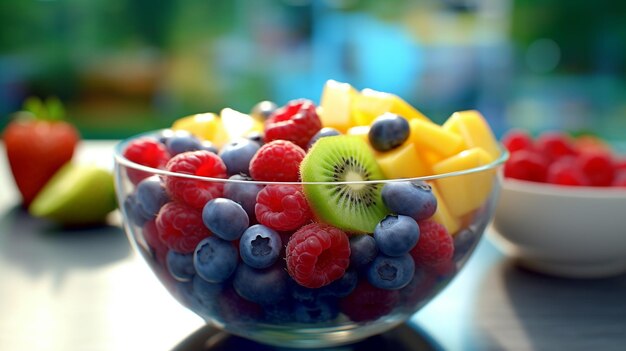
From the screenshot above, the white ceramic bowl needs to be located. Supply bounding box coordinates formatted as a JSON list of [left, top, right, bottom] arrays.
[[491, 178, 626, 278]]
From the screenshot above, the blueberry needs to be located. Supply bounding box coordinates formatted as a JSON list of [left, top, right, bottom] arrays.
[[374, 215, 420, 257], [294, 298, 339, 323], [223, 174, 264, 221], [367, 254, 415, 290], [164, 130, 203, 155], [381, 180, 438, 221], [136, 176, 170, 220], [218, 138, 261, 176], [123, 194, 150, 227], [307, 127, 341, 149], [250, 100, 278, 121], [321, 268, 358, 298], [190, 275, 224, 316], [233, 263, 289, 306], [239, 224, 281, 269], [349, 234, 379, 269], [194, 237, 238, 283], [166, 250, 195, 282], [246, 131, 264, 145], [199, 140, 218, 154], [202, 198, 249, 241], [368, 113, 410, 151]]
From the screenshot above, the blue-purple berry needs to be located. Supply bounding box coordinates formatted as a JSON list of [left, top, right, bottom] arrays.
[[219, 138, 261, 176], [223, 174, 264, 221], [368, 113, 410, 151], [307, 127, 341, 149], [294, 298, 339, 323], [123, 193, 150, 226], [381, 180, 437, 221], [321, 268, 358, 298], [202, 198, 249, 241], [239, 224, 282, 269], [193, 236, 238, 283], [136, 175, 169, 220], [374, 215, 420, 257], [349, 234, 379, 269], [367, 253, 415, 290], [164, 130, 203, 155], [233, 263, 289, 306], [166, 250, 195, 282]]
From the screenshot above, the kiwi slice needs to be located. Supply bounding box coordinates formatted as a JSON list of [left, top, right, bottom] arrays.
[[300, 135, 388, 233]]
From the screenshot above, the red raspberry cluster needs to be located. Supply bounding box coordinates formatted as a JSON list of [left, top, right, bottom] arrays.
[[502, 129, 626, 187]]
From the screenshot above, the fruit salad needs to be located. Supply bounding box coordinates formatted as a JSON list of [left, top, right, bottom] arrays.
[[115, 80, 505, 341]]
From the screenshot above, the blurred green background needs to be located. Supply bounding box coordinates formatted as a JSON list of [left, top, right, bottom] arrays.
[[1, 0, 625, 140]]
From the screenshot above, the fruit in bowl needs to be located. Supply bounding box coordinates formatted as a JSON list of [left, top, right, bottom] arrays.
[[491, 129, 626, 278], [113, 81, 507, 348]]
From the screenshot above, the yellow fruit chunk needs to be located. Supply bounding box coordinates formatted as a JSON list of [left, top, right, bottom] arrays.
[[375, 142, 430, 179], [443, 110, 500, 160], [220, 107, 264, 140], [432, 147, 496, 217], [347, 125, 370, 143], [319, 80, 357, 132], [172, 112, 229, 147], [352, 88, 430, 126], [429, 182, 462, 236], [409, 119, 465, 158]]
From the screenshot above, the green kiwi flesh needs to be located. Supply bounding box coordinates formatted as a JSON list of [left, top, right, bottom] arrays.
[[299, 135, 388, 233]]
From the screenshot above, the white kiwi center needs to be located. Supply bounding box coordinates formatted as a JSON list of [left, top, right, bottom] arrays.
[[345, 171, 366, 189]]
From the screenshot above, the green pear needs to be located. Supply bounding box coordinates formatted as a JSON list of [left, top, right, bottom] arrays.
[[29, 162, 117, 226]]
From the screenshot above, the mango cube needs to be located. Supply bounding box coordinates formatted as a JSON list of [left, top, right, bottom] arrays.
[[443, 110, 501, 160], [352, 88, 430, 126], [429, 182, 462, 235], [409, 119, 465, 158], [172, 112, 229, 147], [375, 142, 430, 179], [432, 147, 496, 217], [319, 80, 357, 133]]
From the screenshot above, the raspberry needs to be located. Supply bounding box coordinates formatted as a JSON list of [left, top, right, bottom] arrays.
[[546, 156, 589, 186], [156, 202, 211, 254], [264, 99, 322, 149], [123, 137, 171, 184], [142, 219, 168, 266], [286, 223, 350, 288], [577, 149, 615, 186], [249, 140, 305, 182], [164, 150, 227, 208], [501, 128, 534, 154], [339, 280, 399, 322], [535, 131, 577, 162], [613, 170, 626, 187], [503, 150, 549, 182], [255, 184, 312, 231], [410, 220, 454, 267]]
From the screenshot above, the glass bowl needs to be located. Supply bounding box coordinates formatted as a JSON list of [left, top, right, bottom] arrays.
[[113, 129, 507, 348]]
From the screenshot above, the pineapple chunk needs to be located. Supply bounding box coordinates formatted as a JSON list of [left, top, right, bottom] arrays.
[[352, 88, 430, 126], [429, 182, 462, 236], [409, 118, 465, 158], [319, 80, 357, 133], [172, 112, 229, 147], [432, 147, 496, 217], [443, 110, 500, 160], [375, 142, 430, 179]]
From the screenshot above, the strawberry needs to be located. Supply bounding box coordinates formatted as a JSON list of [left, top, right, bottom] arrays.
[[2, 97, 80, 207]]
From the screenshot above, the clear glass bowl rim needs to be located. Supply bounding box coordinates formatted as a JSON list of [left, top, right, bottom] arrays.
[[113, 129, 510, 186]]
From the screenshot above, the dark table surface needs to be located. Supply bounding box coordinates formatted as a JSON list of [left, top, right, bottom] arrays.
[[1, 141, 625, 351]]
